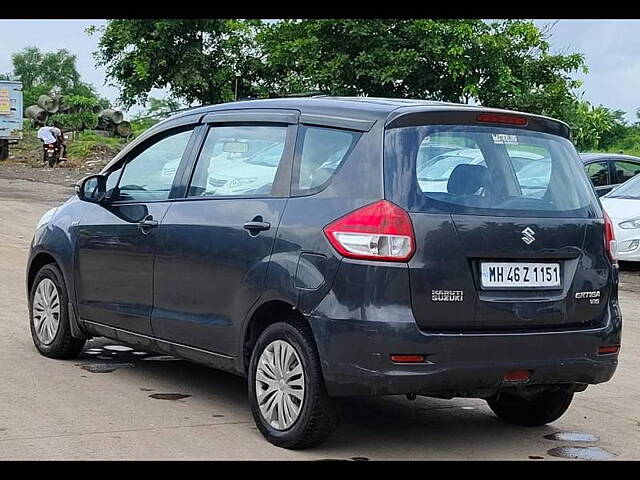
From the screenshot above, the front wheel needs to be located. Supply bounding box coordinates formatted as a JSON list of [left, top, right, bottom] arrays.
[[248, 320, 340, 449], [487, 390, 574, 427], [29, 264, 85, 359]]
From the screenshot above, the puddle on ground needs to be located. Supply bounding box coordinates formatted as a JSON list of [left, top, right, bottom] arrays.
[[139, 387, 155, 392], [212, 414, 224, 418], [528, 455, 544, 460], [104, 345, 133, 352], [350, 457, 370, 461], [148, 393, 191, 401], [143, 355, 180, 362], [547, 446, 615, 460], [544, 432, 599, 442], [81, 362, 135, 373]]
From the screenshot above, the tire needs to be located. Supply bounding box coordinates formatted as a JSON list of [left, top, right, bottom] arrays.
[[29, 264, 85, 359], [487, 390, 574, 427], [248, 320, 340, 449]]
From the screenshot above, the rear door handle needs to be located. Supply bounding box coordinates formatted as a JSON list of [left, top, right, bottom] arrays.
[[138, 215, 158, 234], [243, 221, 271, 232]]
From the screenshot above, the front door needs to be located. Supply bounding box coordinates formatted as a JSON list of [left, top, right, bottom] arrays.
[[152, 122, 296, 355], [75, 127, 195, 335]]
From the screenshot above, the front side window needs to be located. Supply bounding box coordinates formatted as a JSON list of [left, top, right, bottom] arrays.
[[113, 129, 193, 202], [295, 126, 360, 193], [385, 125, 599, 218], [188, 125, 288, 197]]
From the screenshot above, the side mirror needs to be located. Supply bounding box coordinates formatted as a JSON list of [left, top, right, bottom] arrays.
[[75, 174, 107, 204]]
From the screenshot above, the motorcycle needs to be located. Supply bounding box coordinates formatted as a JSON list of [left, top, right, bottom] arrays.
[[43, 142, 61, 168]]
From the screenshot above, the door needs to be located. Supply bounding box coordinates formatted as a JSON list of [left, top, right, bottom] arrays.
[[152, 120, 296, 355], [384, 123, 609, 331], [75, 127, 195, 334]]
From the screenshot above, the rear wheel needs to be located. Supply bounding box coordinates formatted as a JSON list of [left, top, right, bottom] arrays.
[[487, 390, 573, 427], [29, 264, 85, 359], [248, 320, 340, 449]]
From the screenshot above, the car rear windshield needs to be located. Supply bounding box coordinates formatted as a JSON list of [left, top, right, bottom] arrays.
[[384, 124, 600, 218]]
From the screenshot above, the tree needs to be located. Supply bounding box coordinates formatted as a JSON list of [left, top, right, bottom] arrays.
[[89, 19, 263, 108], [257, 20, 586, 120], [12, 46, 80, 93], [6, 46, 110, 110], [91, 19, 587, 123]]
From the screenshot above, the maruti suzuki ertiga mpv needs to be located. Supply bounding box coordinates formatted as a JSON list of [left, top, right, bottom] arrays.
[[27, 97, 622, 449]]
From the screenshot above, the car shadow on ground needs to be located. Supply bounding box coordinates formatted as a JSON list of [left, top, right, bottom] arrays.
[[73, 339, 565, 459]]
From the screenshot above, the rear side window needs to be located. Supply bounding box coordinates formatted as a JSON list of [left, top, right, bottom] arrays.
[[293, 126, 360, 194], [613, 160, 640, 184], [385, 125, 599, 218]]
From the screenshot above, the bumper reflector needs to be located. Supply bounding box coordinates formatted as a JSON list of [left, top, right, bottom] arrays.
[[503, 369, 531, 382], [598, 345, 620, 355], [390, 354, 425, 364]]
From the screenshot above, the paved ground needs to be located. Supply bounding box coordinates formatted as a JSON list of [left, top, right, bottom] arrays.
[[0, 174, 638, 460]]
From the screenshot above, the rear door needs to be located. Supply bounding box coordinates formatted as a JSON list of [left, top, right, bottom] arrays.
[[151, 110, 298, 355], [612, 158, 640, 187], [384, 114, 611, 332]]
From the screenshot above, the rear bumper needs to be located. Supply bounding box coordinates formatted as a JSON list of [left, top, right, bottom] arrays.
[[308, 301, 622, 397]]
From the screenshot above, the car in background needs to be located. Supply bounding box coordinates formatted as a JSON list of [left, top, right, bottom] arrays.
[[580, 153, 640, 197], [601, 173, 640, 261]]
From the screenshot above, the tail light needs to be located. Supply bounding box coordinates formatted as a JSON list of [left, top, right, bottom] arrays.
[[323, 200, 415, 262], [604, 211, 618, 263]]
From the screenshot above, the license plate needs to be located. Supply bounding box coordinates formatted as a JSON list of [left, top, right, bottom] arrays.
[[480, 262, 561, 289]]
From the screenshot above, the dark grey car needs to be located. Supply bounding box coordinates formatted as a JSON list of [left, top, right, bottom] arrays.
[[27, 97, 621, 449]]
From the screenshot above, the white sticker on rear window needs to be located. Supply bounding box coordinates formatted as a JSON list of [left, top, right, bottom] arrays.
[[491, 133, 519, 145]]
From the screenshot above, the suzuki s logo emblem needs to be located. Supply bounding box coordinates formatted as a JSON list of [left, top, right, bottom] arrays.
[[521, 227, 536, 245]]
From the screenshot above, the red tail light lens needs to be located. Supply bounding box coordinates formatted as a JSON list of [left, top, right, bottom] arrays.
[[598, 345, 620, 355], [503, 369, 531, 383], [323, 200, 416, 262], [390, 354, 425, 364], [604, 211, 618, 263], [476, 113, 528, 126]]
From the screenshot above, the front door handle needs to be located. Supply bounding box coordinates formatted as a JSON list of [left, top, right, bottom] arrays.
[[243, 220, 271, 233], [138, 215, 158, 234]]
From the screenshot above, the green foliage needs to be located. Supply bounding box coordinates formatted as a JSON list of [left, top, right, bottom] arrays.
[[11, 46, 80, 93], [65, 131, 124, 160], [256, 19, 586, 120], [130, 117, 159, 137], [89, 19, 263, 108], [48, 112, 99, 130]]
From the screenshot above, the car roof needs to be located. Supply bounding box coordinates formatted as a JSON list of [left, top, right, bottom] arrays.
[[579, 152, 640, 163], [165, 95, 568, 129]]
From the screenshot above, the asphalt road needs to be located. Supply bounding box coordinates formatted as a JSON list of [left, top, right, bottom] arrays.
[[0, 175, 638, 460]]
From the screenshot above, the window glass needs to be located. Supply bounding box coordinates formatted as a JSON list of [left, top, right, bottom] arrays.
[[188, 125, 288, 197], [385, 125, 598, 218], [114, 129, 192, 202], [105, 164, 123, 198], [297, 127, 359, 192], [613, 160, 640, 184], [585, 162, 610, 187]]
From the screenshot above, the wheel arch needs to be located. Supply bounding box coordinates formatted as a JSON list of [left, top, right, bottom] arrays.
[[241, 299, 316, 375]]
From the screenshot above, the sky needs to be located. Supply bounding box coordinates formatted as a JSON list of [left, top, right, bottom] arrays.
[[1, 19, 639, 121]]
